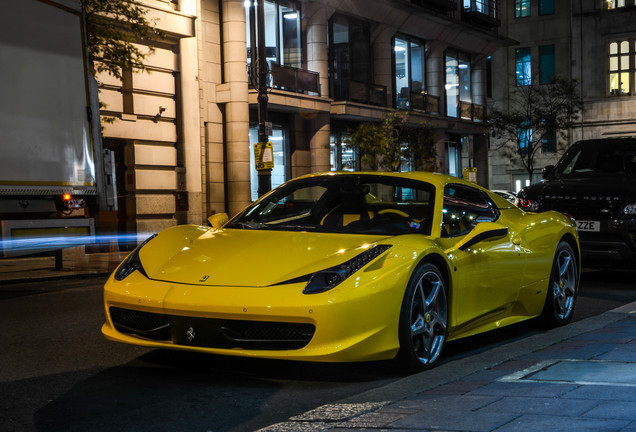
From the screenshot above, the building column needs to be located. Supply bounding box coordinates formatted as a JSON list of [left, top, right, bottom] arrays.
[[309, 113, 330, 173], [373, 25, 393, 106], [179, 0, 203, 225], [427, 41, 446, 114], [306, 6, 329, 97], [222, 0, 251, 216]]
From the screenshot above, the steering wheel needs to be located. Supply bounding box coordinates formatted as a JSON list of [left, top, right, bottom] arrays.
[[377, 209, 422, 230], [378, 209, 410, 218]]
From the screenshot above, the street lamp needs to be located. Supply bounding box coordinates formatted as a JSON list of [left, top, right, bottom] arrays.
[[245, 0, 271, 197]]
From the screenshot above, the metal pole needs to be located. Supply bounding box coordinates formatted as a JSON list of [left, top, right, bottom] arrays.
[[256, 0, 271, 196]]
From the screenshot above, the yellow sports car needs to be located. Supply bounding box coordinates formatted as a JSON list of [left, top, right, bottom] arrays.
[[102, 172, 580, 372]]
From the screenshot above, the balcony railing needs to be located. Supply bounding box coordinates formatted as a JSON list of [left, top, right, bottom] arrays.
[[410, 93, 441, 115], [348, 81, 387, 106], [460, 101, 486, 122], [461, 0, 500, 28], [411, 0, 457, 13], [270, 63, 320, 95]]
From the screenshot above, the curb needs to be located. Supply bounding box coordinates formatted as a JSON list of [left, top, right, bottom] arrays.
[[258, 302, 636, 431]]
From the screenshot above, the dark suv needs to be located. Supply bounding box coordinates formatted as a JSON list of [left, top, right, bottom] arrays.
[[516, 138, 636, 267]]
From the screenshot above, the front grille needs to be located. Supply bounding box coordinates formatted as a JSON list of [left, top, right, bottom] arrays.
[[110, 307, 171, 340], [109, 307, 315, 350]]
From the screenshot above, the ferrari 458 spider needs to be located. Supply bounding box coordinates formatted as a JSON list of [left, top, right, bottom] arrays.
[[102, 171, 580, 371]]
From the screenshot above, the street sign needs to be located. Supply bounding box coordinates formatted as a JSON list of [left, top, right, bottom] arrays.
[[463, 167, 477, 183], [254, 141, 274, 171]]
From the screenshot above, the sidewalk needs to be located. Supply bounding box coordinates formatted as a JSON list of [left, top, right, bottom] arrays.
[[0, 246, 121, 283], [259, 302, 636, 432]]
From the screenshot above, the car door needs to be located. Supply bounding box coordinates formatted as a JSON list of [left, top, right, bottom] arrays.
[[437, 184, 526, 336]]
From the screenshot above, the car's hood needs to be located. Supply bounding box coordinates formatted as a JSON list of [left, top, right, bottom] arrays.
[[138, 225, 391, 287]]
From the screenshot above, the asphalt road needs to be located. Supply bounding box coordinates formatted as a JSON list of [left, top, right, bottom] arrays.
[[0, 268, 634, 432]]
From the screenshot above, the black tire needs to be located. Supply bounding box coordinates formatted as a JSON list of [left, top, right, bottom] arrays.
[[395, 263, 448, 373], [539, 241, 578, 328]]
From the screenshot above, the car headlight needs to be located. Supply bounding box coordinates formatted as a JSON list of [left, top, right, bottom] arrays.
[[303, 244, 391, 294], [114, 234, 157, 281], [623, 204, 636, 215], [516, 197, 540, 212]]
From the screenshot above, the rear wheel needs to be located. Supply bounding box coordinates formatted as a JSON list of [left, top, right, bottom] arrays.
[[395, 263, 448, 372], [540, 241, 578, 327]]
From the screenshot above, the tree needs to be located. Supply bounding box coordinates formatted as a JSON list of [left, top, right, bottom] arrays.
[[488, 75, 584, 183], [81, 0, 165, 80], [347, 110, 437, 172]]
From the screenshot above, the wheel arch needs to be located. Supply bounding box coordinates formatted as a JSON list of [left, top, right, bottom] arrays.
[[416, 252, 452, 320], [559, 232, 581, 273]]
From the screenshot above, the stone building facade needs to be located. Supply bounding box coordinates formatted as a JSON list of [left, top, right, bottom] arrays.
[[99, 0, 511, 239], [489, 0, 636, 192]]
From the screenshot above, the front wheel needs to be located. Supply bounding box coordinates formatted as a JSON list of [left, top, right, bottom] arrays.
[[540, 241, 578, 327], [395, 263, 448, 373]]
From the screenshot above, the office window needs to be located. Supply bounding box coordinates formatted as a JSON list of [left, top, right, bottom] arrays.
[[329, 15, 372, 101], [606, 0, 626, 8], [330, 131, 358, 171], [246, 0, 301, 69], [518, 126, 532, 152], [539, 0, 554, 15], [516, 47, 532, 86], [249, 125, 290, 201], [394, 34, 426, 109], [609, 40, 631, 95], [445, 51, 471, 118], [515, 0, 530, 17], [539, 45, 555, 84]]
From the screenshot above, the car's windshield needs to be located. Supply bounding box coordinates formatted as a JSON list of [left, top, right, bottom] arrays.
[[226, 175, 436, 235], [553, 141, 636, 179]]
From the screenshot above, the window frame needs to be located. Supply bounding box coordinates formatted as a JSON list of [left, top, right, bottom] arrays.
[[392, 33, 427, 110], [246, 0, 302, 70], [538, 0, 555, 15], [608, 39, 633, 96], [445, 50, 472, 118], [539, 44, 555, 84], [515, 0, 530, 18], [328, 14, 373, 102], [515, 47, 532, 86], [441, 183, 500, 238]]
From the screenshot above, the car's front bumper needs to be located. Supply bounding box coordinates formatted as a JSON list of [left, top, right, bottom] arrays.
[[578, 218, 636, 266], [102, 269, 407, 363]]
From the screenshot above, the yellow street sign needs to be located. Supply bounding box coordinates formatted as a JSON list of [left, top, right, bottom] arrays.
[[254, 142, 274, 171], [463, 167, 477, 183]]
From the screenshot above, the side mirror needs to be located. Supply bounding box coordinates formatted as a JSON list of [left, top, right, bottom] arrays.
[[208, 213, 229, 229], [447, 222, 509, 253], [542, 165, 554, 179]]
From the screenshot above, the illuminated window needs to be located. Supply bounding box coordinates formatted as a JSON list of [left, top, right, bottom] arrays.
[[246, 0, 301, 69], [445, 51, 471, 118], [515, 47, 532, 86], [330, 131, 358, 171], [609, 40, 632, 96], [606, 0, 626, 9], [249, 125, 290, 201], [515, 0, 530, 17], [393, 34, 426, 110]]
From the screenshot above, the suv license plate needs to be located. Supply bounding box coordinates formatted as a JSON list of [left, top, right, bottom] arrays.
[[576, 220, 600, 232]]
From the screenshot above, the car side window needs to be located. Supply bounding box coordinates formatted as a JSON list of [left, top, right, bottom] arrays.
[[441, 184, 499, 238]]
